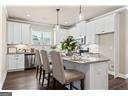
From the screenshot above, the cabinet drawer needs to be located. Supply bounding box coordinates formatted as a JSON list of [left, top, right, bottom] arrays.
[[7, 54, 25, 71]]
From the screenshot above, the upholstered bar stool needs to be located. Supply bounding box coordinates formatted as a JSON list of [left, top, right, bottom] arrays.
[[50, 51, 85, 90], [40, 50, 52, 87], [35, 50, 43, 82]]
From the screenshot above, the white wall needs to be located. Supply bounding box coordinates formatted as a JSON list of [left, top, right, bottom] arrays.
[[54, 28, 70, 45], [68, 21, 86, 39], [0, 5, 7, 89], [124, 10, 128, 75]]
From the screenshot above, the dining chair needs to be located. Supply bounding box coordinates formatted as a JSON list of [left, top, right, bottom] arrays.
[[40, 50, 52, 87], [50, 51, 85, 90], [35, 50, 43, 82]]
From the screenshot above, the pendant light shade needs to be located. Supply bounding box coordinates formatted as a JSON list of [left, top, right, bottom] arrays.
[[54, 8, 60, 31]]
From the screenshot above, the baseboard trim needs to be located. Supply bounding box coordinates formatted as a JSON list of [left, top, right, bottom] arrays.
[[7, 68, 24, 72], [117, 73, 127, 79], [0, 70, 7, 89], [123, 74, 128, 79], [109, 70, 128, 79], [108, 70, 115, 75]]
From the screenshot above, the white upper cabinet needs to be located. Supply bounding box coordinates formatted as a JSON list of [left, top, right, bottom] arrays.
[[68, 14, 115, 45], [68, 26, 77, 38], [86, 21, 96, 44], [7, 21, 30, 44], [21, 23, 30, 44], [104, 14, 115, 33], [95, 14, 115, 34], [69, 21, 86, 39], [95, 18, 105, 34], [7, 22, 14, 44], [76, 21, 86, 36], [13, 22, 22, 44]]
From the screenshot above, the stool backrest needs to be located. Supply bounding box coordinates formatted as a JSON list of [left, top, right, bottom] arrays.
[[50, 51, 65, 84], [40, 50, 50, 71], [35, 50, 42, 66]]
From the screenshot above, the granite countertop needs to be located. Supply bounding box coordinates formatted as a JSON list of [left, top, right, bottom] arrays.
[[63, 53, 110, 64], [7, 52, 35, 55]]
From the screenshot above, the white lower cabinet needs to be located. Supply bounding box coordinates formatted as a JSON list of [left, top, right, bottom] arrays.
[[7, 54, 25, 71], [90, 62, 108, 89]]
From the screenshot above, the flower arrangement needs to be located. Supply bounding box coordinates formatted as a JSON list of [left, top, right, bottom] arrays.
[[61, 36, 78, 55]]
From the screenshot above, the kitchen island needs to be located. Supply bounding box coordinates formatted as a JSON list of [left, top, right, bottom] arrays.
[[63, 53, 110, 90]]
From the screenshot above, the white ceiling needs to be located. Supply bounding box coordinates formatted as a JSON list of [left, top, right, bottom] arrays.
[[7, 5, 122, 26]]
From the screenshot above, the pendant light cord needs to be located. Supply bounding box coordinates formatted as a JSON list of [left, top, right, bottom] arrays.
[[56, 8, 60, 25], [79, 5, 82, 14]]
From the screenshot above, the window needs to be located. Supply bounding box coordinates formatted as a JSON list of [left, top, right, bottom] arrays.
[[31, 30, 52, 45]]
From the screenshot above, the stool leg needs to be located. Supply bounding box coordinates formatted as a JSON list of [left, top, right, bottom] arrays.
[[42, 70, 45, 86], [80, 79, 84, 90], [39, 67, 42, 83], [70, 82, 73, 90], [53, 78, 56, 88], [47, 73, 51, 87], [36, 65, 39, 78]]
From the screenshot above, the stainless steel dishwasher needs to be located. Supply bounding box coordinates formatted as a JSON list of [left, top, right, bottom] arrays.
[[25, 53, 35, 69]]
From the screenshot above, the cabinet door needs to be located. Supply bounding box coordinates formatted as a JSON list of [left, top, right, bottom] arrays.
[[95, 18, 105, 34], [95, 14, 115, 34], [13, 22, 22, 44], [104, 14, 115, 33], [86, 21, 96, 44], [91, 62, 108, 89], [7, 54, 24, 71], [7, 22, 14, 44], [76, 21, 86, 36], [7, 55, 17, 70], [69, 27, 77, 38], [16, 54, 24, 69], [21, 23, 30, 44]]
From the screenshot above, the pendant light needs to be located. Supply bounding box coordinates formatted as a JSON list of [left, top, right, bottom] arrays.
[[54, 8, 60, 31], [79, 5, 83, 21]]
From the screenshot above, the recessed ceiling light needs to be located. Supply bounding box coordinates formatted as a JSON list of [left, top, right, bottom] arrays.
[[26, 14, 30, 17], [64, 21, 68, 24]]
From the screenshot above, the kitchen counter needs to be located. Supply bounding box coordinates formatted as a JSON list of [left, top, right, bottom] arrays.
[[63, 53, 110, 64], [7, 52, 35, 55], [63, 53, 110, 90]]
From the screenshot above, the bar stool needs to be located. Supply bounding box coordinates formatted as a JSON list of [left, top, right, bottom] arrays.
[[50, 51, 85, 90], [40, 50, 52, 87], [35, 50, 42, 82]]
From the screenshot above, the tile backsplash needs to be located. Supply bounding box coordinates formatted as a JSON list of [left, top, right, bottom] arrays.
[[7, 44, 51, 53]]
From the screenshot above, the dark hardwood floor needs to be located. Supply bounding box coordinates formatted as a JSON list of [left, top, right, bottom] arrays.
[[109, 75, 128, 90], [2, 69, 128, 90], [2, 69, 67, 90]]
